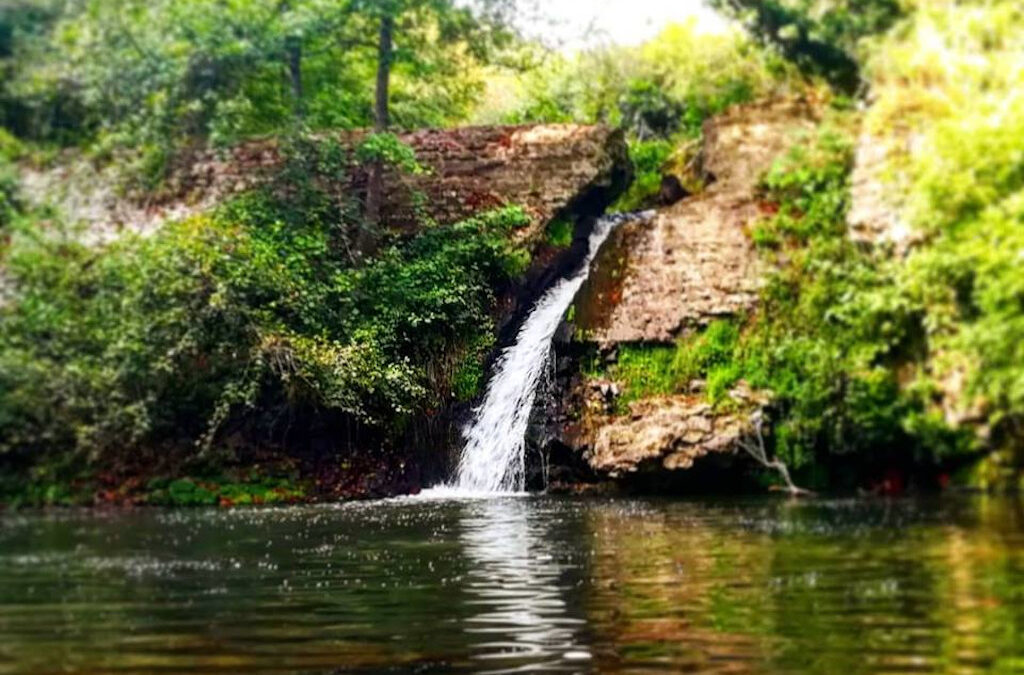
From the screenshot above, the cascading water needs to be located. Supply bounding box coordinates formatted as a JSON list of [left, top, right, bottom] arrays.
[[451, 211, 654, 494]]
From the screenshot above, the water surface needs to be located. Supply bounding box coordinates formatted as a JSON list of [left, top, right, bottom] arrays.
[[1, 496, 1022, 673]]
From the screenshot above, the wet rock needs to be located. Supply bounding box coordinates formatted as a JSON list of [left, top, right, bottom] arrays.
[[586, 395, 750, 476], [573, 99, 819, 344]]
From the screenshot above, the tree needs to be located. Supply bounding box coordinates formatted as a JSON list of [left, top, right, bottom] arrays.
[[710, 0, 903, 94], [360, 2, 395, 248], [350, 0, 517, 256], [1, 0, 516, 156]]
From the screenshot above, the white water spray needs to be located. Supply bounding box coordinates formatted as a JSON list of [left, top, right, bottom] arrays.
[[450, 211, 653, 494]]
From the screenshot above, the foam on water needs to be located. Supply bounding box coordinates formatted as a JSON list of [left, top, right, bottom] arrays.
[[438, 211, 653, 495]]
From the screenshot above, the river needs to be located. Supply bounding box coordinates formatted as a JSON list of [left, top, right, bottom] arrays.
[[1, 495, 1022, 673]]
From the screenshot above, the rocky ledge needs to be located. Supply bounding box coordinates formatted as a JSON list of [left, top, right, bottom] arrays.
[[541, 100, 820, 484], [578, 382, 769, 478], [21, 124, 630, 245]]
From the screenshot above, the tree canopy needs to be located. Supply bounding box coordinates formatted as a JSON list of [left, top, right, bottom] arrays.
[[710, 0, 903, 93], [0, 0, 516, 158]]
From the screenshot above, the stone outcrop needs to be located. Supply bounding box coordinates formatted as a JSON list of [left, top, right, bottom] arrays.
[[361, 125, 629, 237], [21, 124, 629, 245], [847, 132, 915, 250], [546, 100, 819, 482], [573, 100, 818, 344], [588, 396, 748, 476]]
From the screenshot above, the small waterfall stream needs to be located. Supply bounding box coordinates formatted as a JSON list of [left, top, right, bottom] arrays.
[[449, 211, 653, 494]]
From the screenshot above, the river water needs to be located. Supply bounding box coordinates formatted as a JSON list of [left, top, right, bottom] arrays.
[[1, 496, 1022, 673]]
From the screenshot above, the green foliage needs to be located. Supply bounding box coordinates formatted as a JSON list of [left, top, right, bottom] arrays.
[[0, 160, 18, 230], [605, 345, 678, 403], [545, 218, 573, 248], [482, 21, 784, 134], [619, 79, 684, 140], [0, 147, 529, 485], [355, 133, 424, 174], [711, 0, 904, 93], [144, 475, 305, 506], [755, 128, 853, 243], [736, 128, 944, 469], [0, 0, 515, 180], [588, 320, 743, 410], [611, 138, 673, 212], [451, 332, 496, 402], [0, 130, 21, 228], [594, 127, 976, 480], [491, 23, 781, 215], [863, 0, 1024, 460], [0, 127, 22, 161]]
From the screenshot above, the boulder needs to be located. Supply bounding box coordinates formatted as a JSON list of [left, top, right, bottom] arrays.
[[550, 100, 817, 480]]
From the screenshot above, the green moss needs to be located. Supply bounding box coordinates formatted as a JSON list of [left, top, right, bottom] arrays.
[[144, 475, 307, 506], [613, 345, 679, 400], [585, 320, 742, 411], [545, 218, 573, 248]]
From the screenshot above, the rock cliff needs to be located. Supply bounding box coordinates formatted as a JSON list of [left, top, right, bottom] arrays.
[[546, 100, 820, 484], [22, 125, 629, 245], [574, 101, 817, 343]]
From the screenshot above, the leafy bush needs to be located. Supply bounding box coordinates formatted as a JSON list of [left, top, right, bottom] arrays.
[[734, 128, 950, 470], [486, 21, 785, 133], [355, 133, 425, 174], [0, 165, 529, 495], [611, 138, 674, 212], [711, 0, 903, 93], [144, 476, 305, 506], [545, 218, 573, 248], [865, 0, 1024, 458], [618, 80, 684, 140]]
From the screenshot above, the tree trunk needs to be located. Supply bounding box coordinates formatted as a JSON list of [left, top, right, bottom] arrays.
[[360, 13, 394, 259], [286, 36, 303, 119], [373, 14, 393, 133]]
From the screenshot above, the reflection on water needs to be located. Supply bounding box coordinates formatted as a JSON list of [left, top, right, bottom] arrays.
[[459, 499, 588, 672], [0, 497, 1022, 673]]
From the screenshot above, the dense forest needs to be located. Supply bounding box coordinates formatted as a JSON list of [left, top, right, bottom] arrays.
[[1, 0, 1022, 504]]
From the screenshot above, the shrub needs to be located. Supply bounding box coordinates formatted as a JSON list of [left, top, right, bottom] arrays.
[[0, 168, 529, 495]]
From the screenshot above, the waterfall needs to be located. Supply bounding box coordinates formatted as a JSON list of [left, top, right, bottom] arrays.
[[451, 211, 653, 494]]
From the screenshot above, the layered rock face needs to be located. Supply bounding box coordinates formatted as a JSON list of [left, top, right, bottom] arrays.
[[587, 393, 749, 476], [356, 125, 630, 238], [575, 100, 817, 344], [551, 100, 820, 482], [23, 125, 628, 244]]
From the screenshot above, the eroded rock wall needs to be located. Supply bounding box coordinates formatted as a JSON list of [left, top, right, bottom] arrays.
[[22, 124, 629, 245], [574, 100, 817, 344], [546, 100, 821, 484]]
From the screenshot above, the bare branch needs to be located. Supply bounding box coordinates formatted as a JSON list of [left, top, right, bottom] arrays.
[[737, 411, 815, 497]]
